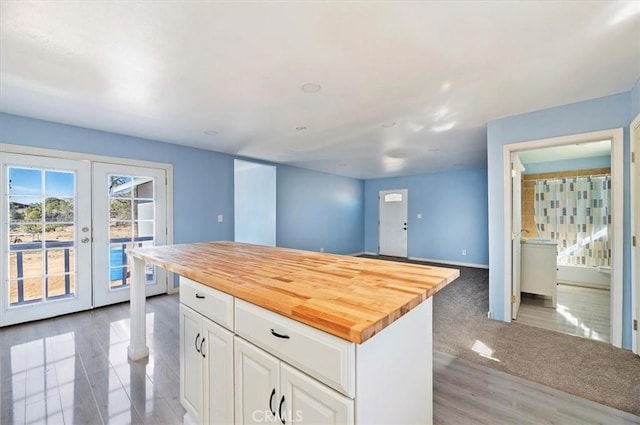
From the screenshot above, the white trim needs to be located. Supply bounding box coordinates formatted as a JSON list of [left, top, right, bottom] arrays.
[[0, 142, 176, 299], [348, 252, 365, 257], [364, 251, 378, 256], [502, 128, 624, 348], [631, 113, 640, 355], [408, 257, 489, 269]]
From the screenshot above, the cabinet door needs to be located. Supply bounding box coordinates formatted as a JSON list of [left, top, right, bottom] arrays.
[[203, 317, 234, 425], [280, 363, 354, 425], [180, 305, 203, 422], [235, 337, 279, 425]]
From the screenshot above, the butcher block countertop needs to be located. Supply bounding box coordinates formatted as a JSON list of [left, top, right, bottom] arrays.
[[128, 241, 459, 343]]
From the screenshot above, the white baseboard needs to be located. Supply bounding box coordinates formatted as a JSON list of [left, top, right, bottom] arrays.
[[408, 256, 489, 269], [348, 252, 366, 256], [364, 251, 378, 256]]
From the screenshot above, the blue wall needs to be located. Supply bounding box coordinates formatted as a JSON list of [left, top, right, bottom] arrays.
[[522, 155, 611, 175], [364, 168, 489, 266], [0, 112, 365, 255], [487, 92, 633, 348], [277, 166, 364, 255]]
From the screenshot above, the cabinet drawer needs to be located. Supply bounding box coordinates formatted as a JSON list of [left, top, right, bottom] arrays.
[[179, 277, 234, 331], [235, 299, 355, 398]]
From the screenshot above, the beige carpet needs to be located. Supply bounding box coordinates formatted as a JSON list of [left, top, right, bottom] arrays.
[[362, 255, 640, 416]]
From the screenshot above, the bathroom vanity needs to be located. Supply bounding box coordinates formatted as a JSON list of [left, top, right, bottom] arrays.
[[521, 239, 558, 308], [126, 241, 459, 425]]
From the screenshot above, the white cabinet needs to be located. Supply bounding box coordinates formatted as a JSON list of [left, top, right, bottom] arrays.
[[235, 337, 353, 425], [179, 276, 235, 425], [521, 240, 558, 308]]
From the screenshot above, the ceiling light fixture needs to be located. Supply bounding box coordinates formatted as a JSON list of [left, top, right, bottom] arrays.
[[301, 82, 321, 93], [382, 122, 396, 128], [204, 130, 218, 136]]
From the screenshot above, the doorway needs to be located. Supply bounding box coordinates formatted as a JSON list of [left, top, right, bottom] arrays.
[[631, 113, 640, 355], [378, 189, 408, 257], [503, 129, 623, 347], [233, 160, 276, 247], [1, 146, 172, 326]]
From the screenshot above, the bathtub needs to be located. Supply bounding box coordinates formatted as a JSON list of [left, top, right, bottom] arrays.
[[556, 264, 610, 289]]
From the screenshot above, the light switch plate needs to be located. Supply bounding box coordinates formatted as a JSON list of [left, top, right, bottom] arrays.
[[417, 213, 422, 219], [217, 214, 223, 222]]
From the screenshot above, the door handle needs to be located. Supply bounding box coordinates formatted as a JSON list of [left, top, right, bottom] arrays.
[[199, 338, 206, 358], [195, 333, 201, 353], [269, 388, 276, 416]]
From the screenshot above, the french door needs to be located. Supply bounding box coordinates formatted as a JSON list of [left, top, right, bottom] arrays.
[[1, 153, 92, 326], [1, 152, 170, 326], [92, 163, 167, 307]]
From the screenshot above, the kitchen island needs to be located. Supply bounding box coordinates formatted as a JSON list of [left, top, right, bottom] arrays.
[[127, 241, 459, 424]]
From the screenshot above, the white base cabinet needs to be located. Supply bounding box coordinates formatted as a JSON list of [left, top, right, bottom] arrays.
[[235, 337, 353, 425], [178, 276, 434, 425]]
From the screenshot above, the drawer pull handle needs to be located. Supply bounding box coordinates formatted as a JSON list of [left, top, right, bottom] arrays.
[[269, 388, 276, 416], [195, 293, 205, 299], [270, 329, 290, 339], [195, 333, 201, 353], [278, 395, 285, 424], [200, 338, 206, 358]]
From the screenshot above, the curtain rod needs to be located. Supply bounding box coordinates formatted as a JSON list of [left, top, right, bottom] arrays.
[[528, 173, 611, 183]]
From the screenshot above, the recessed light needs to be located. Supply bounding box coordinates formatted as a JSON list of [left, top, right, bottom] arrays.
[[301, 82, 321, 93], [204, 130, 218, 136], [382, 122, 396, 128], [296, 126, 307, 131]]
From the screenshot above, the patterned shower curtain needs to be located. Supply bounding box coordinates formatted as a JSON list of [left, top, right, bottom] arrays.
[[534, 175, 611, 267]]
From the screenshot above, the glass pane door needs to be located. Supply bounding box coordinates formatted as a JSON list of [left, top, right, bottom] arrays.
[[93, 163, 167, 307], [1, 153, 91, 326]]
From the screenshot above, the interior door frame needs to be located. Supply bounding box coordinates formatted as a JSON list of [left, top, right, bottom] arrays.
[[511, 153, 524, 320], [631, 113, 640, 355], [378, 189, 408, 257], [0, 143, 175, 297], [502, 128, 623, 348]]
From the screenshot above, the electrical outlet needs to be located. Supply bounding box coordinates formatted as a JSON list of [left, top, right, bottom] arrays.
[[462, 249, 467, 256]]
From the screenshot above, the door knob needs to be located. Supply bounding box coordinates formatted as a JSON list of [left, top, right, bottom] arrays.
[[81, 237, 90, 243]]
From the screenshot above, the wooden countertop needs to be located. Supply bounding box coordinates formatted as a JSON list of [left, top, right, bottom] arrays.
[[128, 241, 459, 343]]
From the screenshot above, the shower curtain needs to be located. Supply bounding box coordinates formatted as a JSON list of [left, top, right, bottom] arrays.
[[534, 175, 610, 267]]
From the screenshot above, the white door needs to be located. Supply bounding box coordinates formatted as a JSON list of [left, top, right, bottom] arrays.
[[235, 337, 280, 425], [92, 163, 167, 307], [280, 363, 354, 425], [180, 305, 203, 422], [631, 114, 640, 355], [511, 153, 524, 319], [1, 153, 92, 326], [203, 317, 234, 425], [379, 189, 408, 257]]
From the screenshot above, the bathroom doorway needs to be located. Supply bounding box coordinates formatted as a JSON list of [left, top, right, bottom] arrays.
[[503, 128, 623, 347], [514, 141, 612, 343]]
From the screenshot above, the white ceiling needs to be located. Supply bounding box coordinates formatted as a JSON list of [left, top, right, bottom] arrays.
[[1, 1, 639, 179], [518, 139, 611, 164]]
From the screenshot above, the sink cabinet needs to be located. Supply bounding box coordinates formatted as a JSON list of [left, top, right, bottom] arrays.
[[521, 241, 558, 307]]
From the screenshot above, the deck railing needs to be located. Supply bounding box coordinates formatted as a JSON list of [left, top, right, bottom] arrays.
[[9, 236, 153, 305]]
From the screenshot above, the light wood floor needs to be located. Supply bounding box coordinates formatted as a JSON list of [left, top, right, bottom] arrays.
[[1, 294, 637, 425], [517, 284, 610, 343]]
